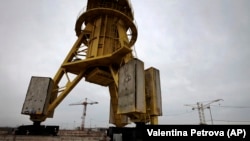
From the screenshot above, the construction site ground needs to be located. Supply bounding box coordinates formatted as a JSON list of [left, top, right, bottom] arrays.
[[0, 128, 108, 141]]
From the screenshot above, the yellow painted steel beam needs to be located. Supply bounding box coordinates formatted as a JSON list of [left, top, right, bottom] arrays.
[[47, 71, 85, 116], [30, 33, 85, 122], [75, 8, 137, 47], [150, 116, 158, 125], [109, 83, 128, 127]]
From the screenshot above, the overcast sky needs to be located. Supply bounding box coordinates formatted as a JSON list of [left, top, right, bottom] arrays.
[[0, 0, 250, 129]]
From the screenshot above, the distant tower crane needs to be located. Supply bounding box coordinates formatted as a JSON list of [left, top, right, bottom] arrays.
[[69, 98, 98, 130], [185, 99, 223, 125]]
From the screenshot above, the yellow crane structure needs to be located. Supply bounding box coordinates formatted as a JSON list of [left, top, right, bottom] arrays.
[[69, 98, 98, 130], [185, 99, 223, 125], [17, 0, 162, 138]]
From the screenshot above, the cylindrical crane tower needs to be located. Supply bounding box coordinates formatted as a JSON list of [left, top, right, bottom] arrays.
[[76, 0, 137, 50], [60, 0, 138, 127]]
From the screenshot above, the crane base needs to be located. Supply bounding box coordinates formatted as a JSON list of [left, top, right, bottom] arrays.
[[15, 125, 59, 136], [107, 125, 145, 141]]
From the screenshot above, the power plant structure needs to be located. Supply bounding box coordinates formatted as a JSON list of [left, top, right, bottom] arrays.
[[16, 0, 162, 140]]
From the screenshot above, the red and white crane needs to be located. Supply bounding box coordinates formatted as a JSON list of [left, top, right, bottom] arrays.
[[69, 98, 98, 130]]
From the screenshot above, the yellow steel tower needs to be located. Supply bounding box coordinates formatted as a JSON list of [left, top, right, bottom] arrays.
[[21, 0, 162, 129]]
